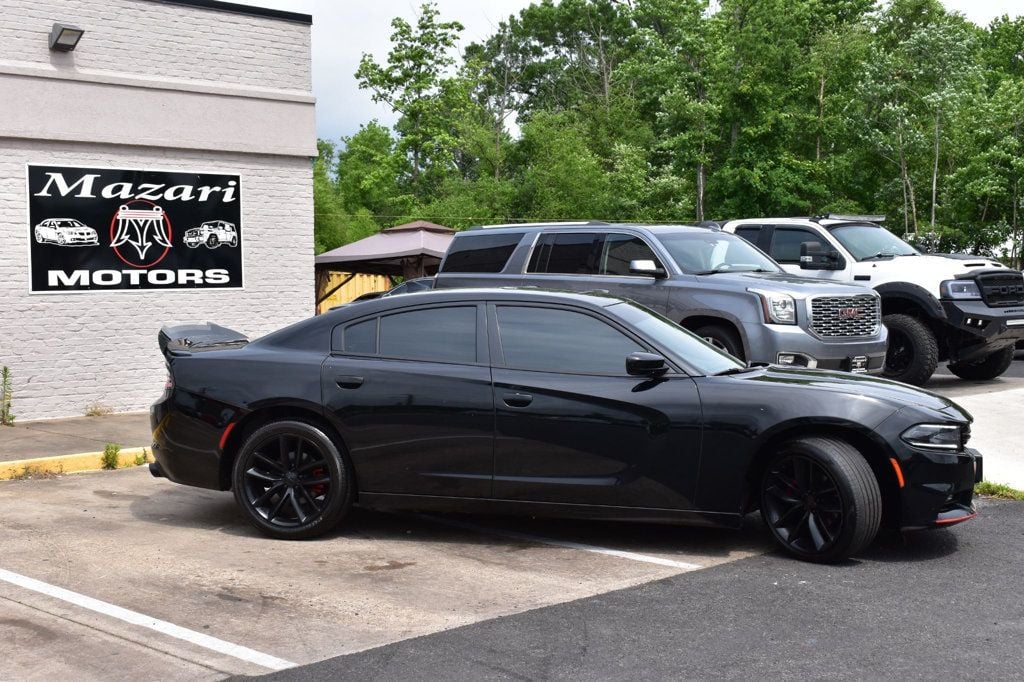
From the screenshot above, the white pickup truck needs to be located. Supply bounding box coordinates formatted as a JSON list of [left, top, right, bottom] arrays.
[[723, 215, 1024, 385]]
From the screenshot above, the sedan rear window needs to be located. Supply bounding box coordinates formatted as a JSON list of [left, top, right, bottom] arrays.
[[379, 307, 477, 364]]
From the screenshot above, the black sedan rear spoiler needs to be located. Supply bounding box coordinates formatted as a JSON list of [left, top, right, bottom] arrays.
[[158, 322, 249, 357]]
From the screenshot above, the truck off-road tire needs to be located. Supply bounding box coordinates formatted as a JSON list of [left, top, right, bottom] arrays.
[[881, 314, 938, 386], [759, 436, 882, 563], [207, 234, 219, 248], [693, 324, 745, 361], [948, 345, 1015, 381]]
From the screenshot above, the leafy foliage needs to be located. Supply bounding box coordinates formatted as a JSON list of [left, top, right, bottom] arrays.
[[313, 0, 1024, 264]]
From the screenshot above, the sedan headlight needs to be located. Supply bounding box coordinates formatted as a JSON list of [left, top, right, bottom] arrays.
[[749, 289, 797, 325], [900, 423, 965, 451], [940, 279, 981, 300]]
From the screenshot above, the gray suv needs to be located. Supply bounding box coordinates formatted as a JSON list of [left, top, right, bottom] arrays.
[[434, 222, 888, 373]]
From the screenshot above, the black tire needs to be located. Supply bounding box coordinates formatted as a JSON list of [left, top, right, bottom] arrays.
[[229, 237, 238, 247], [881, 314, 938, 385], [693, 323, 745, 361], [231, 420, 354, 540], [948, 345, 1015, 380], [207, 234, 219, 248], [759, 436, 881, 563]]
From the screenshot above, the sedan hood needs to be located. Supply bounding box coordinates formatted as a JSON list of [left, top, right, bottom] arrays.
[[731, 365, 971, 420], [709, 271, 875, 297]]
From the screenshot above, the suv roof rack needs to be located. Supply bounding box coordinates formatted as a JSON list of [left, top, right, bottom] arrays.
[[811, 214, 886, 224], [468, 220, 611, 231]]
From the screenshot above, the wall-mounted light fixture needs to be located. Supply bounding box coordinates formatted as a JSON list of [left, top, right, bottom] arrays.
[[49, 23, 84, 52]]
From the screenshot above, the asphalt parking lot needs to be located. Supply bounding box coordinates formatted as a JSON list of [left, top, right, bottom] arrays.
[[2, 355, 1023, 680]]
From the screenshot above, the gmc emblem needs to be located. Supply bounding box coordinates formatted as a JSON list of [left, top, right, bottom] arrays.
[[837, 307, 862, 320]]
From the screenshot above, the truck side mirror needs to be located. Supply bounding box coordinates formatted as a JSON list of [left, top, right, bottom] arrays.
[[629, 259, 667, 279], [799, 242, 842, 270]]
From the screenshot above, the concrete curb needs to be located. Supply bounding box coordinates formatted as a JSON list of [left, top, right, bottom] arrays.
[[0, 447, 151, 480]]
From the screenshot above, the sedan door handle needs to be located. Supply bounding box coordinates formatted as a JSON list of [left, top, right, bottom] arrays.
[[502, 392, 533, 407], [336, 375, 364, 389]]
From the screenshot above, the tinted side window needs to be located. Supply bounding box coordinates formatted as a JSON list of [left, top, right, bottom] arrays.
[[527, 233, 602, 274], [734, 226, 762, 245], [601, 234, 660, 275], [379, 307, 477, 363], [770, 228, 831, 264], [440, 233, 522, 273], [497, 306, 643, 374], [343, 318, 377, 354]]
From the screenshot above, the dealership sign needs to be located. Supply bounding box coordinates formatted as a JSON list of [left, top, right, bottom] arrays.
[[27, 165, 243, 292]]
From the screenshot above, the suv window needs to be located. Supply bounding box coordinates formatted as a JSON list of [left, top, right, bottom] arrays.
[[528, 232, 601, 274], [769, 227, 831, 264], [441, 233, 522, 273], [379, 306, 477, 363], [600, 233, 661, 275], [734, 226, 762, 245], [496, 306, 643, 374]]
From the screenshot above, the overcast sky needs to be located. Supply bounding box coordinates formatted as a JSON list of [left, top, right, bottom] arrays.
[[239, 0, 1024, 142]]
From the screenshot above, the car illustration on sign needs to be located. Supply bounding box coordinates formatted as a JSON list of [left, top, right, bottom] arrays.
[[184, 220, 238, 249], [33, 218, 99, 246]]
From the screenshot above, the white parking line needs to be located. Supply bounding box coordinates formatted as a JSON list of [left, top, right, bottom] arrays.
[[0, 568, 296, 672], [417, 514, 703, 571]]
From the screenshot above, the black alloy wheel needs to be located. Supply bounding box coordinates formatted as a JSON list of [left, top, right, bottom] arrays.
[[232, 420, 353, 539], [760, 437, 881, 562]]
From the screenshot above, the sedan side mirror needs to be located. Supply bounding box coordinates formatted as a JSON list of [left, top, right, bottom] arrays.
[[799, 242, 842, 270], [629, 259, 667, 279], [626, 351, 669, 376]]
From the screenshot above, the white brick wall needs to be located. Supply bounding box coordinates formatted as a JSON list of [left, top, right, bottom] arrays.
[[1, 0, 311, 93], [0, 0, 315, 421]]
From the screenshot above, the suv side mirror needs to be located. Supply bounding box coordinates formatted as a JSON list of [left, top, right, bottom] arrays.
[[626, 351, 669, 376], [629, 259, 667, 279], [799, 242, 842, 270]]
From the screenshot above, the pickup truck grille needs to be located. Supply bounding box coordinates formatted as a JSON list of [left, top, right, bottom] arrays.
[[977, 272, 1024, 307], [808, 295, 880, 337]]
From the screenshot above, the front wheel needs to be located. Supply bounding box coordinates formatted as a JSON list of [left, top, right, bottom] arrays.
[[231, 420, 354, 539], [881, 314, 938, 385], [760, 437, 881, 563], [948, 345, 1015, 380], [693, 323, 745, 361]]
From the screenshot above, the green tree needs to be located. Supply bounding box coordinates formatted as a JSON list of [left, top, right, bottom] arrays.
[[356, 3, 465, 198], [516, 111, 611, 220]]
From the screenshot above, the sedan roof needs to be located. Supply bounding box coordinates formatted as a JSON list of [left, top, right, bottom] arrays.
[[323, 287, 624, 319]]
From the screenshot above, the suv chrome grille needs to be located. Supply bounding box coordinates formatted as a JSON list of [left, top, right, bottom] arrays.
[[976, 272, 1024, 307], [808, 295, 880, 337]]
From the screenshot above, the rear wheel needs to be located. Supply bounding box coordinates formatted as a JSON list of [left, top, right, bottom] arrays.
[[759, 437, 881, 563], [881, 314, 938, 385], [948, 345, 1015, 380], [231, 420, 353, 539], [693, 323, 745, 361]]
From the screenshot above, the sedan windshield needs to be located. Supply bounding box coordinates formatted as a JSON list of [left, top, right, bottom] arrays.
[[830, 224, 918, 260], [657, 231, 781, 275], [611, 302, 745, 376]]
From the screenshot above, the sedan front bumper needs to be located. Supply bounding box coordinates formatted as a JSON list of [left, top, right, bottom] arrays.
[[898, 447, 981, 530]]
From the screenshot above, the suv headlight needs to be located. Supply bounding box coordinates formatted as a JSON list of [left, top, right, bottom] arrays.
[[900, 423, 965, 451], [940, 279, 981, 300], [749, 289, 796, 324]]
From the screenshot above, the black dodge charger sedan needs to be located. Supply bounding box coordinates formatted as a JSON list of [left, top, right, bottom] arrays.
[[151, 289, 981, 562]]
